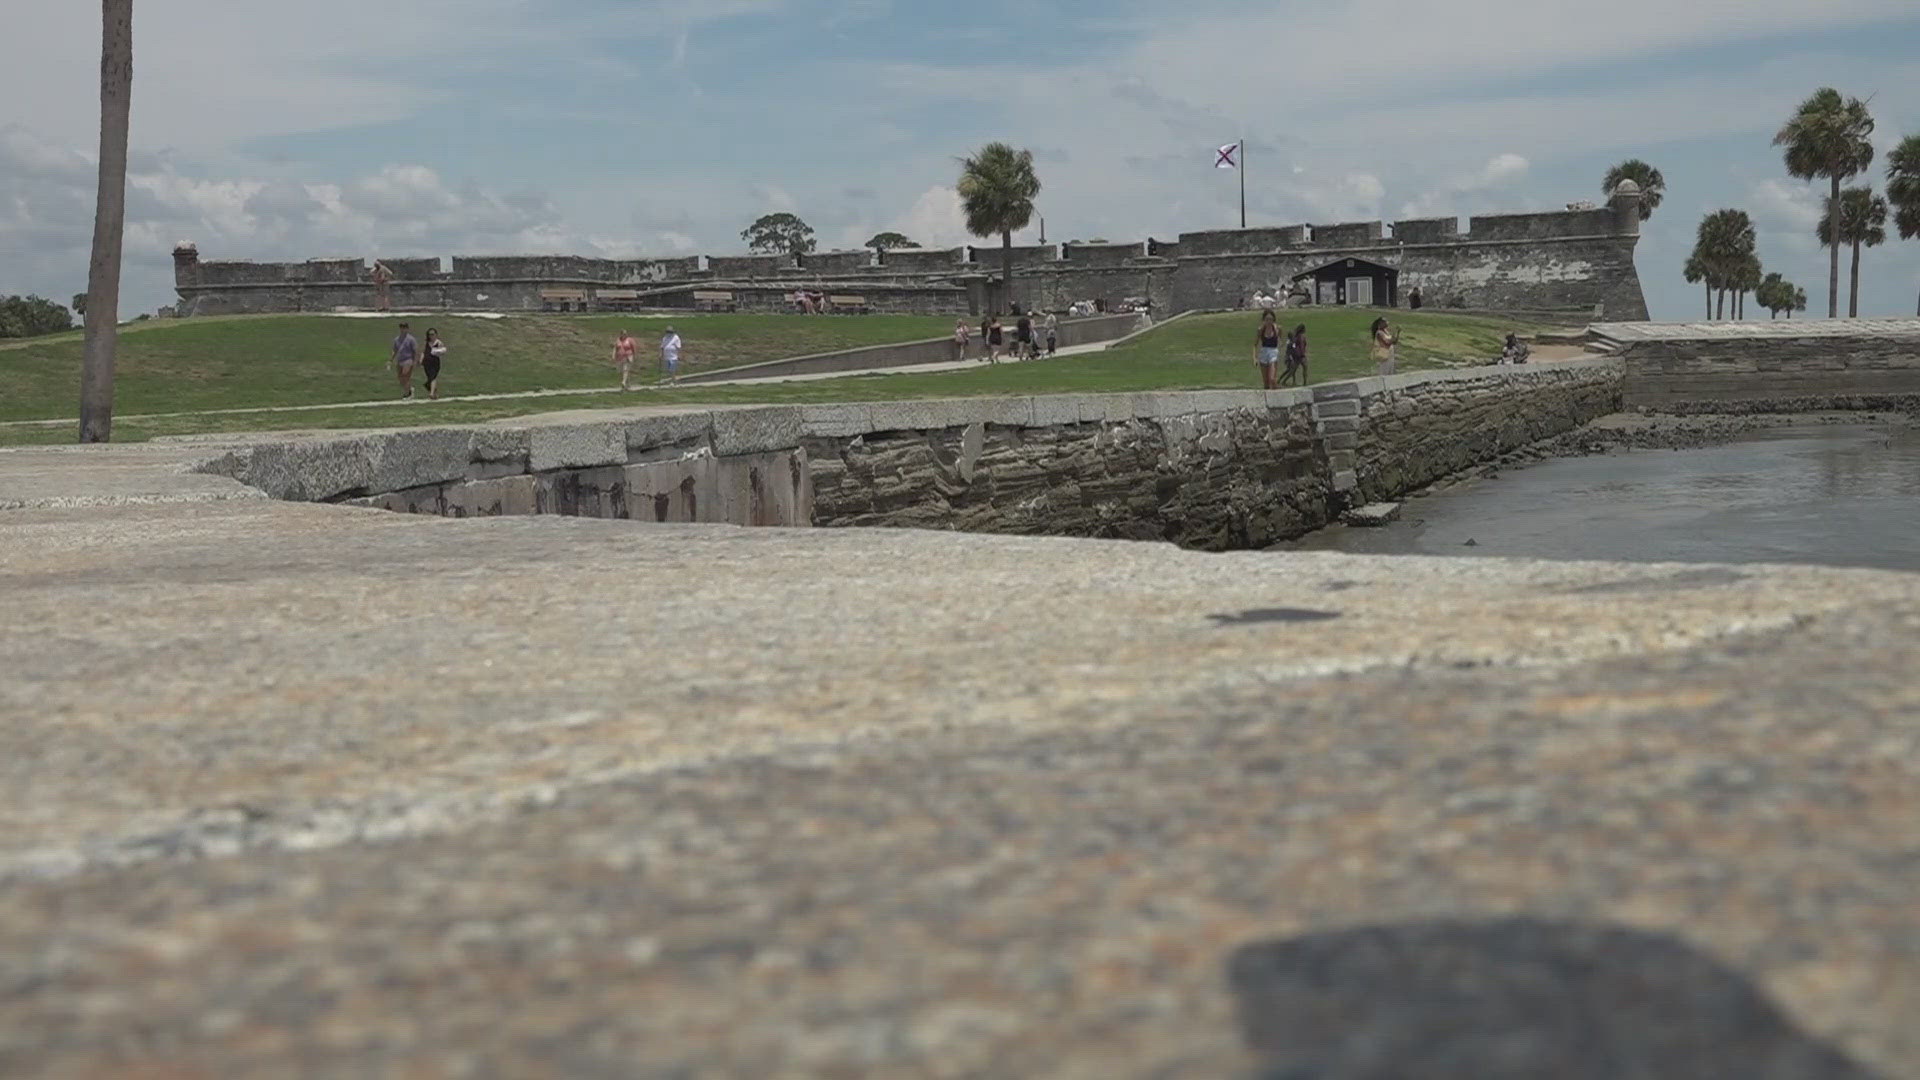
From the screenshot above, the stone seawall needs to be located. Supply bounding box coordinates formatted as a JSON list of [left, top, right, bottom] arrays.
[[1603, 321, 1920, 413], [195, 360, 1620, 549]]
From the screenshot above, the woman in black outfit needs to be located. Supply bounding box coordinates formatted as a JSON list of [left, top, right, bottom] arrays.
[[422, 328, 447, 400]]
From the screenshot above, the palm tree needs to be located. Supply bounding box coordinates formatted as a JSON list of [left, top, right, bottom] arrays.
[[1816, 186, 1888, 318], [79, 0, 133, 443], [1720, 252, 1761, 319], [1774, 88, 1875, 318], [957, 142, 1041, 313], [1683, 251, 1711, 319], [1755, 272, 1801, 319], [1887, 133, 1920, 316], [1602, 159, 1665, 221], [1695, 209, 1756, 320], [1790, 286, 1808, 319]]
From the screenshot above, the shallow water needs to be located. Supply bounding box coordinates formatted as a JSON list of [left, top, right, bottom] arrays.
[[1289, 423, 1920, 572]]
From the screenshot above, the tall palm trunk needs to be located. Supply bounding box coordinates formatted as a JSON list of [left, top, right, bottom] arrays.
[[1826, 175, 1841, 318], [1716, 289, 1725, 321], [79, 0, 133, 443], [1848, 240, 1862, 318], [1702, 283, 1710, 320], [1000, 229, 1013, 313]]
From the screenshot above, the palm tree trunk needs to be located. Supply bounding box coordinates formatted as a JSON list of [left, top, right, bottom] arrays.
[[1848, 240, 1861, 318], [79, 0, 133, 442], [1703, 283, 1710, 320], [1827, 175, 1841, 318], [1000, 229, 1014, 314], [1716, 289, 1725, 321]]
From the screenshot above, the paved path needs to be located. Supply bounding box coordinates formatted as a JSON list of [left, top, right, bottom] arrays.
[[2, 433, 1919, 1075]]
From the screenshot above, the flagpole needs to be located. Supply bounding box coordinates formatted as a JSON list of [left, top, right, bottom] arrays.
[[1239, 139, 1246, 229]]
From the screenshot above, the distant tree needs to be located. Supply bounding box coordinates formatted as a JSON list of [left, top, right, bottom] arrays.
[[864, 231, 918, 253], [80, 0, 134, 442], [1886, 133, 1920, 316], [1755, 272, 1803, 320], [740, 212, 816, 257], [1816, 186, 1888, 318], [0, 295, 75, 338], [957, 142, 1042, 312], [1774, 88, 1876, 318], [1683, 251, 1711, 319], [1692, 209, 1756, 320], [1602, 159, 1665, 221], [1730, 253, 1763, 319], [1790, 285, 1808, 319], [71, 293, 86, 317]]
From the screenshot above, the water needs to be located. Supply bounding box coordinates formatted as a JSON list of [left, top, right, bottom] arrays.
[[1290, 423, 1920, 572]]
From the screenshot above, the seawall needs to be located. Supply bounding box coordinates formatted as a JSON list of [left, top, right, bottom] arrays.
[[197, 360, 1622, 550], [1600, 320, 1920, 413]]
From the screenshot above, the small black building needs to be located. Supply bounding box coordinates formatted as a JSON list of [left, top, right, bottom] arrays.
[[1291, 257, 1398, 308]]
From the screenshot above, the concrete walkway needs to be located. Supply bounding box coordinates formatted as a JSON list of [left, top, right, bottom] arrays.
[[3, 414, 1920, 1075]]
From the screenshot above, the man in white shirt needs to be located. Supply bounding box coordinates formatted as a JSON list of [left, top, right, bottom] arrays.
[[661, 327, 683, 385]]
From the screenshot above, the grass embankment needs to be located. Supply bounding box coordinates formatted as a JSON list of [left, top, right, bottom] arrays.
[[0, 309, 1541, 446], [0, 312, 955, 423]]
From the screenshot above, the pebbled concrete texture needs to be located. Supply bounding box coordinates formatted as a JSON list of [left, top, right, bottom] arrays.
[[4, 460, 1920, 1076]]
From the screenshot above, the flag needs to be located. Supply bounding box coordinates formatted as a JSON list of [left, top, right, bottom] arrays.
[[1215, 143, 1239, 169]]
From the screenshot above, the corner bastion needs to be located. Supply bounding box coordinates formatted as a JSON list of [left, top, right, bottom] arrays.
[[170, 187, 1647, 321]]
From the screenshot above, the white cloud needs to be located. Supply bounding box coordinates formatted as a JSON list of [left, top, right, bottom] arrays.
[[896, 186, 971, 249], [1480, 154, 1531, 185], [750, 183, 797, 212]]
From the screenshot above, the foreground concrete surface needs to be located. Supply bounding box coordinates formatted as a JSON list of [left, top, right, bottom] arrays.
[[5, 459, 1920, 1075]]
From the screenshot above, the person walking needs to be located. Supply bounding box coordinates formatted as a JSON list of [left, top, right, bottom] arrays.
[[986, 315, 1004, 364], [661, 325, 683, 385], [953, 318, 971, 361], [1254, 310, 1282, 389], [1044, 310, 1058, 356], [1015, 309, 1034, 361], [1370, 316, 1399, 377], [613, 329, 638, 390], [1280, 323, 1309, 386], [390, 321, 419, 399], [421, 327, 447, 399]]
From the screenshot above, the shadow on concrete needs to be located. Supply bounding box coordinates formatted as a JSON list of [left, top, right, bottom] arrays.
[[1227, 917, 1878, 1079]]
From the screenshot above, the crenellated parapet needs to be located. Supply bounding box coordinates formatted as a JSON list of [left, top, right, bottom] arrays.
[[171, 189, 1646, 319]]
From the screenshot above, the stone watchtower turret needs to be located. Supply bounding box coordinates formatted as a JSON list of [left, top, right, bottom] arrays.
[[172, 242, 200, 286], [1608, 180, 1643, 238]]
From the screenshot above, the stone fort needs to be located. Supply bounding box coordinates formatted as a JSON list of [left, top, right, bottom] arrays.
[[172, 184, 1648, 321]]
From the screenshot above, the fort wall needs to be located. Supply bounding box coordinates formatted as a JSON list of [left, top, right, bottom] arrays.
[[171, 189, 1646, 319]]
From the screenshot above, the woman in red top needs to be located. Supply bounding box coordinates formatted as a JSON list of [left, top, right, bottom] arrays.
[[613, 330, 638, 390]]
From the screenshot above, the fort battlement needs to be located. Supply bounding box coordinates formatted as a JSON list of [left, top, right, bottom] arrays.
[[172, 187, 1646, 320]]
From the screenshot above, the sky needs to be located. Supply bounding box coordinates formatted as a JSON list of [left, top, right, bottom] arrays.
[[3, 0, 1920, 320]]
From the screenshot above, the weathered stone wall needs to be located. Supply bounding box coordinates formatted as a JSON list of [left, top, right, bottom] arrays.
[[805, 395, 1330, 549], [192, 361, 1623, 550], [1610, 323, 1920, 413], [170, 196, 1647, 318], [1341, 363, 1624, 503]]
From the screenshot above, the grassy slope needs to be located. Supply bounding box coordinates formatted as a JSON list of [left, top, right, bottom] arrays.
[[0, 310, 1542, 446], [0, 313, 954, 422]]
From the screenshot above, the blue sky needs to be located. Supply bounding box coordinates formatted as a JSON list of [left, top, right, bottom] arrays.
[[4, 0, 1920, 319]]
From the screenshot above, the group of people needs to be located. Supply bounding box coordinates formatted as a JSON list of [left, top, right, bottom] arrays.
[[613, 327, 683, 390], [965, 308, 1059, 364], [386, 321, 686, 399], [1248, 313, 1404, 389], [1253, 312, 1310, 389], [387, 322, 448, 400]]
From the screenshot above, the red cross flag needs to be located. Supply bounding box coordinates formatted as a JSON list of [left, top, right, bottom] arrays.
[[1215, 143, 1240, 169]]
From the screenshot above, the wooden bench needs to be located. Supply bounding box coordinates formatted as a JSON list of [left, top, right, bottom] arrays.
[[594, 289, 641, 311], [539, 288, 588, 312], [692, 289, 736, 312], [826, 294, 869, 314]]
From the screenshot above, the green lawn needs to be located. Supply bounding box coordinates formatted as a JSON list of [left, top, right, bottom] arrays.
[[0, 312, 955, 423], [0, 310, 1543, 446]]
